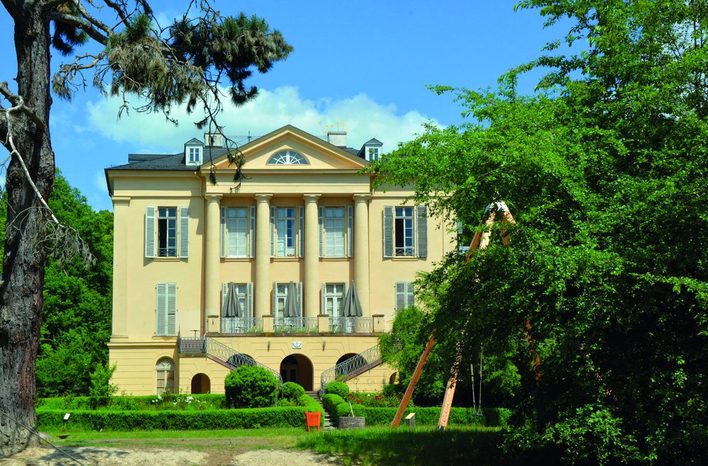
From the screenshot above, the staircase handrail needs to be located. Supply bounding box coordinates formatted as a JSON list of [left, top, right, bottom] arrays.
[[319, 345, 381, 395]]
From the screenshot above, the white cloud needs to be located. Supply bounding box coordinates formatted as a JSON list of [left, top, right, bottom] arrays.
[[85, 86, 438, 153]]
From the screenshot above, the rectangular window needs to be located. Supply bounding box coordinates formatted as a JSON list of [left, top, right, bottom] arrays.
[[273, 207, 298, 257], [395, 207, 415, 256], [367, 147, 379, 161], [156, 283, 177, 335], [323, 283, 345, 316], [222, 207, 252, 257], [157, 207, 177, 257], [324, 207, 346, 257], [395, 282, 415, 311], [187, 146, 202, 164], [273, 282, 302, 319]]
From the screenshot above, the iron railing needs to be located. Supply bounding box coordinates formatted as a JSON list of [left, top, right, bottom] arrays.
[[221, 317, 262, 334], [178, 336, 282, 382], [273, 316, 318, 334], [330, 316, 374, 334], [319, 345, 382, 395]]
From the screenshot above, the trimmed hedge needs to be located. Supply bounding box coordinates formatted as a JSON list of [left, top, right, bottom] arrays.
[[37, 394, 226, 411], [225, 366, 280, 408], [37, 406, 310, 431], [280, 382, 305, 402], [324, 381, 349, 398], [322, 394, 345, 416]]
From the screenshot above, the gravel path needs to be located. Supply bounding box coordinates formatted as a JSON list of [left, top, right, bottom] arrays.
[[1, 446, 342, 466]]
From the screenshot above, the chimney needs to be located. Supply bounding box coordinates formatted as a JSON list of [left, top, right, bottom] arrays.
[[204, 132, 225, 148], [326, 130, 347, 147]]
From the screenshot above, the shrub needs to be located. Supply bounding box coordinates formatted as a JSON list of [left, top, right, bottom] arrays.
[[324, 381, 349, 398], [37, 407, 308, 431], [321, 393, 345, 416], [88, 364, 118, 408], [280, 382, 305, 402], [225, 365, 280, 408]]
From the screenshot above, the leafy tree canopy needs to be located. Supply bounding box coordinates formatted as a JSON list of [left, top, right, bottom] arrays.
[[371, 1, 706, 463]]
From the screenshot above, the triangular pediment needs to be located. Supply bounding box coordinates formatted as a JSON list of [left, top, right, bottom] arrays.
[[206, 125, 368, 171]]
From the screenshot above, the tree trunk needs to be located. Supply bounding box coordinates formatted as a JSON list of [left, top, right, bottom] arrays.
[[0, 3, 55, 456]]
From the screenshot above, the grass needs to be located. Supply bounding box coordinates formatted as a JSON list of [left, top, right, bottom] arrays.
[[296, 425, 506, 466]]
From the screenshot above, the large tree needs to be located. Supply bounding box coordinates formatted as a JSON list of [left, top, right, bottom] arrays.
[[0, 0, 291, 454], [373, 1, 706, 463]]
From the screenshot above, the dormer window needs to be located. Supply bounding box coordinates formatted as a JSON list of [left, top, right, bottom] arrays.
[[267, 150, 308, 165], [367, 147, 380, 161], [360, 138, 383, 162]]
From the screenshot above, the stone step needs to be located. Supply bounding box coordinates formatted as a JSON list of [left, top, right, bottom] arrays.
[[305, 390, 336, 429]]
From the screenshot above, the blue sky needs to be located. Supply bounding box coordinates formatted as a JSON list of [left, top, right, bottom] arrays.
[[0, 1, 571, 211]]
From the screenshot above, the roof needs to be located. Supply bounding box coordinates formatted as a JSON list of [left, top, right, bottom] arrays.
[[363, 138, 383, 146], [111, 147, 231, 171]]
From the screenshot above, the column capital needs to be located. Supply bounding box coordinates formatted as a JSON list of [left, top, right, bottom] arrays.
[[255, 193, 273, 202], [303, 194, 321, 202], [205, 194, 222, 200], [353, 194, 371, 202]]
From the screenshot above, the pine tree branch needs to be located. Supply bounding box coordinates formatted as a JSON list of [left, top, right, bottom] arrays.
[[49, 10, 109, 44]]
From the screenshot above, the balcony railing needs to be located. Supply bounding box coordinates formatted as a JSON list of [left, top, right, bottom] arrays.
[[330, 316, 373, 334], [273, 316, 318, 334], [221, 317, 262, 334]]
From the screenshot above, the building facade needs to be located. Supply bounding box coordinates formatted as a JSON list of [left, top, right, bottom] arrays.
[[106, 125, 455, 395]]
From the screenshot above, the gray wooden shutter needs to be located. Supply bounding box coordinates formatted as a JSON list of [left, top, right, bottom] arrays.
[[272, 282, 278, 318], [416, 205, 427, 259], [299, 207, 305, 257], [395, 282, 404, 311], [383, 206, 393, 258], [297, 282, 303, 315], [145, 207, 156, 258], [179, 207, 189, 258], [247, 282, 254, 317], [221, 283, 228, 316], [321, 284, 326, 316], [249, 206, 256, 258], [220, 207, 226, 257], [270, 207, 275, 256], [318, 207, 323, 257], [347, 206, 353, 257], [167, 283, 177, 335], [156, 283, 166, 335]]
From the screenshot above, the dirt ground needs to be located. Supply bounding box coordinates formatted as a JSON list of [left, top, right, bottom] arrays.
[[1, 441, 342, 466]]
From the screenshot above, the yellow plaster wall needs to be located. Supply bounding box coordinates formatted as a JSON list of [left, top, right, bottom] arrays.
[[109, 341, 179, 396], [347, 362, 398, 393]]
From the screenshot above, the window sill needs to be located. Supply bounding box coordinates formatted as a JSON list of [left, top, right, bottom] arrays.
[[149, 257, 184, 262], [320, 256, 350, 262], [387, 256, 422, 261], [221, 257, 253, 262], [271, 256, 302, 262]]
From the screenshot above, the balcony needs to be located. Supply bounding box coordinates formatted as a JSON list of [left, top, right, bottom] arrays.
[[221, 317, 263, 334], [330, 316, 373, 334], [273, 316, 318, 334]]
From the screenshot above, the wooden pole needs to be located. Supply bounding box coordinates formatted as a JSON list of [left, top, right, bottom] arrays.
[[391, 337, 436, 427]]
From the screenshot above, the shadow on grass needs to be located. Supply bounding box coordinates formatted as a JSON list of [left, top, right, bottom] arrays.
[[298, 428, 500, 466]]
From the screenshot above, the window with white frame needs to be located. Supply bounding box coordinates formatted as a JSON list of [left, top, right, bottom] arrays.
[[273, 282, 302, 319], [321, 207, 345, 256], [221, 283, 251, 315], [187, 146, 202, 165], [367, 147, 380, 161], [145, 206, 189, 258], [156, 358, 175, 394], [322, 283, 345, 316], [156, 283, 177, 335], [382, 205, 427, 259], [221, 206, 254, 257], [271, 207, 300, 257], [395, 282, 415, 311]]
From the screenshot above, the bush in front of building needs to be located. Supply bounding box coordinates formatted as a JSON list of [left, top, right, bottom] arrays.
[[37, 394, 227, 411], [280, 382, 305, 402], [225, 365, 280, 408], [324, 381, 350, 398], [37, 407, 308, 431]]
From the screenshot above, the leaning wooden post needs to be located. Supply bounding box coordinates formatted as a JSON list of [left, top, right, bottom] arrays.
[[392, 337, 436, 427]]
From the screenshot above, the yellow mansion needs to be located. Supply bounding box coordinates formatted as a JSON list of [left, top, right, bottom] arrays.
[[106, 125, 455, 395]]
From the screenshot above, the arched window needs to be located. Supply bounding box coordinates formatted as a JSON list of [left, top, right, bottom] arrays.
[[267, 150, 308, 165], [156, 357, 175, 394]]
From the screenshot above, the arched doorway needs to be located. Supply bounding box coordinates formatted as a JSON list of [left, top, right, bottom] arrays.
[[280, 354, 314, 390], [191, 373, 211, 394]]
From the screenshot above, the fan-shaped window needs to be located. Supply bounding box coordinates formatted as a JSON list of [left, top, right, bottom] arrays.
[[267, 150, 308, 165]]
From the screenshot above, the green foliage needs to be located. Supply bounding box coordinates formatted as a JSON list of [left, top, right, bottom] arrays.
[[324, 381, 350, 398], [88, 364, 117, 408], [0, 174, 113, 397], [38, 394, 225, 411], [224, 365, 280, 408], [37, 407, 308, 431], [321, 393, 345, 418], [370, 1, 707, 463], [279, 382, 305, 402]]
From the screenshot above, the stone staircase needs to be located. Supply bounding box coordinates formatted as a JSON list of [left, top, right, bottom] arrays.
[[305, 391, 335, 430]]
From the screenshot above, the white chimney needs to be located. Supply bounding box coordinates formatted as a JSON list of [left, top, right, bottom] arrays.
[[204, 132, 225, 148], [327, 130, 347, 147]]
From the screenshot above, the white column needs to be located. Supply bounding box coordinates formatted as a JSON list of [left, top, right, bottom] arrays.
[[254, 194, 272, 319], [354, 194, 370, 316], [204, 194, 222, 326], [304, 194, 321, 318]]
